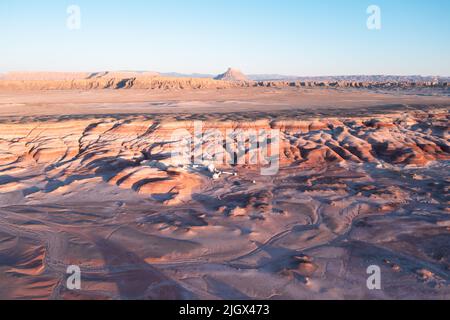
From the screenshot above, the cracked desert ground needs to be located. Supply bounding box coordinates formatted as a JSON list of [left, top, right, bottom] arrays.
[[0, 86, 449, 300]]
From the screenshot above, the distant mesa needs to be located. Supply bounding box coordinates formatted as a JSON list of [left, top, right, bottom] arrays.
[[1, 72, 92, 81], [1, 71, 160, 81], [214, 68, 249, 82], [86, 71, 160, 79]]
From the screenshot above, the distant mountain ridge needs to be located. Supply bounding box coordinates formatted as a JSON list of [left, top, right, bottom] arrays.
[[0, 71, 160, 81], [249, 74, 450, 82], [161, 72, 450, 83]]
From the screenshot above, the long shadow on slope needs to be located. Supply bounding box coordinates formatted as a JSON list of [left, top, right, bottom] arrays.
[[23, 156, 140, 197], [0, 174, 41, 185], [94, 238, 195, 300], [203, 276, 250, 300], [85, 156, 140, 182]]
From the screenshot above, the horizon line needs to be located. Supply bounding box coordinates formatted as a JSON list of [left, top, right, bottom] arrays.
[[0, 70, 449, 78]]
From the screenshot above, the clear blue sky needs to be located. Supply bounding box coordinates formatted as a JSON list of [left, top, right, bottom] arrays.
[[1, 0, 449, 76]]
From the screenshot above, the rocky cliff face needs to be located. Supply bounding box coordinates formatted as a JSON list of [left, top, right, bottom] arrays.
[[0, 76, 252, 90], [0, 77, 447, 91]]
